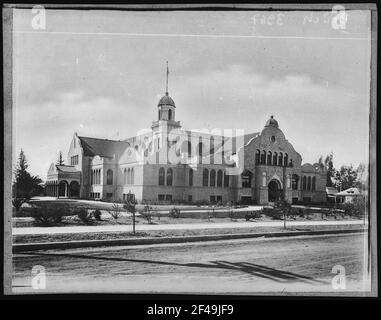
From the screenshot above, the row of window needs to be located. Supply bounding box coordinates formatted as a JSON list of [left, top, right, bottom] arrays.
[[91, 169, 114, 185], [239, 173, 316, 191], [123, 168, 135, 185], [123, 193, 136, 201], [158, 194, 173, 201], [202, 169, 229, 187], [89, 192, 100, 199], [302, 176, 316, 191], [158, 168, 173, 186], [157, 194, 223, 204], [91, 169, 102, 185], [168, 137, 221, 158], [70, 155, 79, 166], [255, 150, 292, 167]]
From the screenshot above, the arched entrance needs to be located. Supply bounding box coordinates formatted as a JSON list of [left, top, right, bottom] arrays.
[[58, 180, 68, 198], [69, 181, 80, 198], [268, 179, 282, 202]]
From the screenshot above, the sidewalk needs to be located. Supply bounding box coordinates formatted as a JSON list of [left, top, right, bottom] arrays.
[[13, 219, 364, 236]]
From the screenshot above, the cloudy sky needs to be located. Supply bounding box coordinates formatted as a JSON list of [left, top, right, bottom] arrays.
[[12, 8, 371, 180]]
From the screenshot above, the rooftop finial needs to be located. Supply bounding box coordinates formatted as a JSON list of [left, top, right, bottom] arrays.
[[165, 61, 169, 95]]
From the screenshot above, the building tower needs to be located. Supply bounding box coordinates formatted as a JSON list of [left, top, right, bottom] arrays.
[[152, 61, 181, 132]]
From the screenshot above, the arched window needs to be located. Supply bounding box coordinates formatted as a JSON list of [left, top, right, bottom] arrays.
[[90, 170, 93, 185], [159, 167, 165, 185], [241, 170, 253, 188], [267, 151, 272, 165], [307, 176, 311, 190], [166, 168, 173, 186], [131, 168, 134, 185], [187, 141, 192, 157], [261, 150, 266, 164], [210, 137, 214, 154], [158, 110, 161, 120], [168, 109, 172, 121], [255, 149, 260, 165], [289, 159, 293, 167], [273, 152, 278, 166], [312, 176, 316, 190], [198, 142, 203, 156], [302, 176, 307, 190], [284, 153, 288, 167], [127, 168, 131, 184], [278, 152, 283, 166], [124, 168, 127, 185], [292, 174, 299, 190], [217, 170, 223, 187], [210, 170, 216, 187], [189, 168, 193, 186], [202, 169, 209, 187], [106, 169, 113, 185], [224, 171, 229, 187]]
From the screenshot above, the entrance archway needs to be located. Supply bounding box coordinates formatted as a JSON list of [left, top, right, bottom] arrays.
[[268, 179, 282, 202], [58, 180, 68, 198], [69, 181, 80, 198]]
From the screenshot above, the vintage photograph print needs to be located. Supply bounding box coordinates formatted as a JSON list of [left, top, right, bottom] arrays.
[[4, 4, 377, 296]]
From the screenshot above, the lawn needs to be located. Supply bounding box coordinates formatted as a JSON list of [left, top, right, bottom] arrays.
[[13, 223, 365, 244], [12, 210, 355, 228]]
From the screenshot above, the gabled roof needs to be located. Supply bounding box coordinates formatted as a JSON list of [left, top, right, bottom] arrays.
[[56, 165, 79, 173], [78, 136, 130, 158], [336, 187, 361, 196]]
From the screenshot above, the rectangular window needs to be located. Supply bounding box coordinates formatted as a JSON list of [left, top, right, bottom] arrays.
[[165, 195, 172, 202], [158, 194, 165, 201], [106, 193, 113, 199], [210, 196, 216, 203], [216, 196, 222, 203], [188, 195, 193, 203]]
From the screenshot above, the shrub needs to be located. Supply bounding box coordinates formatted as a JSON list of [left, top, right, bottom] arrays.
[[31, 203, 66, 226], [339, 197, 366, 218], [245, 210, 263, 221], [141, 205, 153, 224], [75, 207, 93, 224], [108, 203, 122, 221], [263, 207, 283, 220], [169, 207, 180, 218], [92, 209, 102, 221], [294, 208, 311, 219]]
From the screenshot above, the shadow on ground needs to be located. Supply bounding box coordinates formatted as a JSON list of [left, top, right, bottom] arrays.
[[26, 251, 327, 285]]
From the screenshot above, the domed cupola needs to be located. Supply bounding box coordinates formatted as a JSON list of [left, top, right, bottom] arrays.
[[265, 115, 279, 128], [158, 92, 176, 108], [155, 61, 178, 123]]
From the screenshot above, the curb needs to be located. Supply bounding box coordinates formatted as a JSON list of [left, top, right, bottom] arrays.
[[13, 228, 366, 253]]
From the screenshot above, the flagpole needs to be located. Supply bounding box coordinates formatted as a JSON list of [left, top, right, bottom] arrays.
[[166, 61, 169, 95]]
